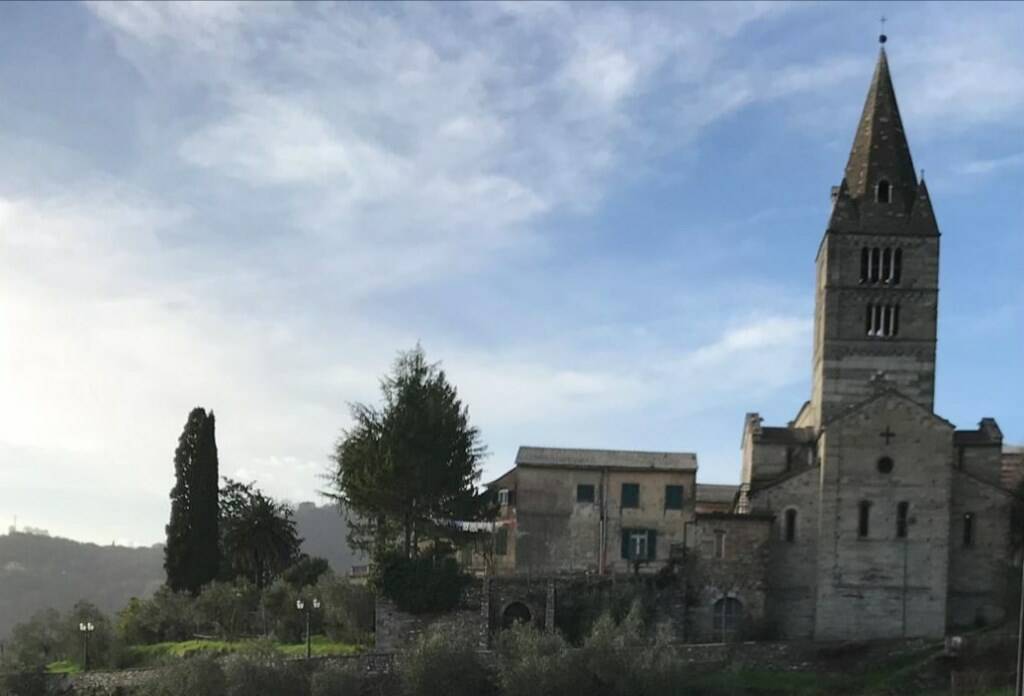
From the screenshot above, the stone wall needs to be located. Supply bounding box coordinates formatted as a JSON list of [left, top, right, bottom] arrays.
[[374, 579, 489, 651], [948, 469, 1015, 628], [814, 392, 952, 640], [687, 513, 772, 642]]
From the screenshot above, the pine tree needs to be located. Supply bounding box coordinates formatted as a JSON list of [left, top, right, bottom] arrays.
[[165, 407, 220, 594]]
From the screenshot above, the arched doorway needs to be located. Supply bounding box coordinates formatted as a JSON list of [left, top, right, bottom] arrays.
[[502, 601, 532, 629], [712, 597, 743, 642]]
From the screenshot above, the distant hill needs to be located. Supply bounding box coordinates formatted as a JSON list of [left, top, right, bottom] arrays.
[[292, 502, 365, 574], [0, 503, 362, 641], [0, 532, 165, 641]]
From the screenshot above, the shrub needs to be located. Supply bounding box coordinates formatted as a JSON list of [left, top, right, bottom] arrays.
[[0, 668, 48, 696], [371, 551, 469, 614], [398, 625, 490, 696], [311, 662, 363, 696], [194, 580, 259, 639], [147, 654, 226, 696], [495, 623, 573, 696], [118, 587, 195, 645], [222, 642, 308, 696], [316, 573, 374, 644]]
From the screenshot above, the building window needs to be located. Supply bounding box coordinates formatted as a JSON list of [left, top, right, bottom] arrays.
[[577, 484, 595, 504], [664, 485, 684, 510], [712, 597, 743, 642], [714, 530, 727, 559], [859, 246, 902, 285], [621, 528, 656, 561], [866, 304, 900, 337], [858, 501, 871, 538], [896, 502, 909, 538], [495, 526, 509, 556], [877, 456, 894, 474], [621, 483, 640, 509], [784, 508, 797, 543], [963, 513, 975, 547], [877, 179, 891, 203], [498, 489, 510, 506]]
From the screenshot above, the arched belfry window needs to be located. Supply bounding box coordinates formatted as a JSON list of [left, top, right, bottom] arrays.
[[877, 179, 892, 203]]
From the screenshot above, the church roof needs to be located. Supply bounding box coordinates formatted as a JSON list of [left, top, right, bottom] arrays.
[[514, 446, 697, 472], [844, 48, 917, 201], [696, 483, 739, 504]]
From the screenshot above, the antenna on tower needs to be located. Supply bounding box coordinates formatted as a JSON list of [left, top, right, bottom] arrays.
[[879, 16, 888, 45]]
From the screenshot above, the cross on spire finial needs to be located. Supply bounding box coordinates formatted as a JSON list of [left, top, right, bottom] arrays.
[[879, 16, 888, 44]]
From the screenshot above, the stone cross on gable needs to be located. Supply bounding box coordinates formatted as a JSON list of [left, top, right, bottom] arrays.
[[880, 426, 896, 445]]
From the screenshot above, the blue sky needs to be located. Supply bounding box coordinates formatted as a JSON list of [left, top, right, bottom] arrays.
[[1, 1, 1021, 546]]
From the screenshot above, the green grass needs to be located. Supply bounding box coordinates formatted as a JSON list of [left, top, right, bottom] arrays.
[[45, 660, 81, 674], [128, 636, 363, 665]]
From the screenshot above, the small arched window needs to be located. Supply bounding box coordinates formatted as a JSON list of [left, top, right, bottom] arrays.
[[858, 501, 871, 538], [896, 502, 909, 538], [877, 179, 892, 203], [784, 508, 797, 543], [963, 513, 975, 547]]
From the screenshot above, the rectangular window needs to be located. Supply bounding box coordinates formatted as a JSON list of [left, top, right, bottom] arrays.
[[858, 501, 871, 538], [714, 530, 727, 560], [495, 526, 508, 556], [498, 489, 510, 506], [621, 528, 657, 561], [576, 484, 595, 504], [621, 483, 640, 509], [896, 502, 909, 539], [963, 513, 975, 547], [664, 485, 684, 510]]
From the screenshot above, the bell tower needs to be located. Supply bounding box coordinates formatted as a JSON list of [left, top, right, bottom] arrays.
[[806, 44, 941, 428]]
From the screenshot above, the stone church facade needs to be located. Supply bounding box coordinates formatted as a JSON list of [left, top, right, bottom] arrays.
[[478, 47, 1022, 643]]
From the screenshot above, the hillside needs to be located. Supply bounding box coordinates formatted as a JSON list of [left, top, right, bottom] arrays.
[[0, 503, 362, 641], [0, 532, 165, 641]]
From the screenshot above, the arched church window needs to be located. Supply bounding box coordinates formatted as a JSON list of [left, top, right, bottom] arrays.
[[877, 179, 892, 203], [784, 508, 797, 543], [896, 501, 909, 538], [881, 248, 892, 283], [870, 247, 881, 283], [858, 501, 871, 538], [893, 248, 903, 284], [860, 247, 869, 283], [963, 513, 975, 547]]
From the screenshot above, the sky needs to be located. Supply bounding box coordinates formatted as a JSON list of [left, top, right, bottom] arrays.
[[1, 1, 1021, 547]]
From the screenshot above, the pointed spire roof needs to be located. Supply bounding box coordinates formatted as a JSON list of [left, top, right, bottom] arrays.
[[843, 48, 918, 201]]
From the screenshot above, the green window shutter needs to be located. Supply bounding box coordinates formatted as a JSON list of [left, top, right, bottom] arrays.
[[496, 527, 508, 556], [647, 529, 657, 560], [621, 483, 639, 508], [621, 529, 631, 559]]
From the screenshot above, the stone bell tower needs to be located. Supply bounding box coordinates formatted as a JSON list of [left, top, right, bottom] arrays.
[[805, 45, 941, 428]]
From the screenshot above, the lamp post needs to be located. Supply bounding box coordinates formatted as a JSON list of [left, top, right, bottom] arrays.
[[78, 622, 95, 671], [296, 598, 321, 659]]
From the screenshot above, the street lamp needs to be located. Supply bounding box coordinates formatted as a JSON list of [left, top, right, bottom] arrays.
[[296, 598, 321, 659], [78, 622, 95, 671]]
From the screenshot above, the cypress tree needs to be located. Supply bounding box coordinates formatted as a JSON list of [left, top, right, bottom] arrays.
[[165, 407, 220, 594]]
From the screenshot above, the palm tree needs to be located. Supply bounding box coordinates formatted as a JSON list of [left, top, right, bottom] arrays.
[[222, 485, 301, 590]]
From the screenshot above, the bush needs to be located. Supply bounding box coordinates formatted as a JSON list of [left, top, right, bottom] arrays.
[[398, 625, 490, 696], [495, 623, 573, 696], [118, 587, 195, 644], [147, 654, 226, 696], [194, 580, 259, 639], [371, 551, 469, 614], [311, 662, 363, 696], [222, 642, 308, 696], [0, 668, 48, 696], [316, 573, 374, 644]]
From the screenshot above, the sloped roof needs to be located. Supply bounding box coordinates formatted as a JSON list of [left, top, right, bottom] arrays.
[[696, 484, 739, 504], [514, 446, 697, 472], [844, 48, 917, 200]]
